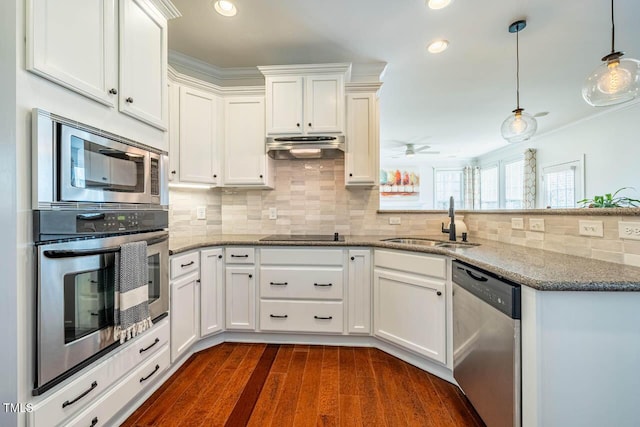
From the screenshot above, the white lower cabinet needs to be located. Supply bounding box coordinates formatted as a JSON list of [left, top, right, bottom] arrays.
[[200, 248, 224, 337], [170, 271, 199, 362], [66, 346, 170, 427], [373, 268, 446, 364], [260, 300, 344, 333], [225, 266, 256, 330], [347, 249, 372, 334], [28, 319, 169, 427]]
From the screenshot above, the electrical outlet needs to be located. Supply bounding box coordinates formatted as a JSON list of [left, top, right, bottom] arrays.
[[196, 206, 206, 220], [389, 217, 401, 225], [268, 207, 277, 220], [529, 218, 545, 232], [579, 220, 604, 237], [618, 222, 640, 240], [511, 218, 524, 230]]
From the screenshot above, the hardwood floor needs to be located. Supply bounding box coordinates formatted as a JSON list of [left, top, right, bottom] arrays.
[[123, 343, 485, 427]]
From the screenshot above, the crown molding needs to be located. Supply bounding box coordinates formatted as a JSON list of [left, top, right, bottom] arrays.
[[148, 0, 181, 19], [258, 63, 353, 80], [350, 62, 387, 83], [169, 50, 265, 87], [168, 66, 265, 97], [346, 82, 384, 94]]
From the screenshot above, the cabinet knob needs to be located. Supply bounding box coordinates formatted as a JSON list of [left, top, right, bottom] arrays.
[[218, 255, 222, 259], [249, 274, 253, 278], [109, 88, 118, 95], [213, 174, 217, 178], [308, 123, 312, 127], [349, 173, 353, 177], [437, 291, 442, 296], [296, 123, 300, 127], [125, 97, 134, 103], [350, 256, 355, 261], [171, 170, 176, 175], [259, 174, 263, 178]]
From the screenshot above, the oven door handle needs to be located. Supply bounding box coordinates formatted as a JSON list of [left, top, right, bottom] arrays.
[[43, 235, 168, 258]]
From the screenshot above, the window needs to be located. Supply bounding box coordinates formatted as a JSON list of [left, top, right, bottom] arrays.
[[480, 166, 498, 209], [542, 160, 583, 208], [434, 169, 464, 209], [504, 159, 525, 209]]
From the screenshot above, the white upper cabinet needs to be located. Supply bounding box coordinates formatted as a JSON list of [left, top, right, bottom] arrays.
[[119, 0, 168, 129], [27, 0, 170, 130], [27, 0, 118, 107], [345, 91, 379, 186], [222, 96, 274, 188], [178, 85, 221, 184], [259, 64, 350, 136]]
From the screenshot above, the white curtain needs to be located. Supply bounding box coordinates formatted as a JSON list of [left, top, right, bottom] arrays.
[[523, 148, 536, 208], [463, 166, 481, 209]]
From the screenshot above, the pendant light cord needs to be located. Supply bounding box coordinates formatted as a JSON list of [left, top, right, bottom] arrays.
[[516, 27, 520, 109], [610, 0, 615, 53]]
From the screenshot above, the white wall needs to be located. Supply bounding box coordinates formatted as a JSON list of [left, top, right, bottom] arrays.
[[0, 0, 18, 425], [476, 101, 640, 207]]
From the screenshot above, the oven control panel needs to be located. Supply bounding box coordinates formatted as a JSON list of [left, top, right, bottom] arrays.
[[34, 210, 168, 242]]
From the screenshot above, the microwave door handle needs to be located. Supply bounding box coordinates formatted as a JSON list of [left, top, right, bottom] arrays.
[[43, 235, 168, 258]]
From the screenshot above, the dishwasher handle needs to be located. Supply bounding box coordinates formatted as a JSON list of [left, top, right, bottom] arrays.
[[465, 269, 489, 282]]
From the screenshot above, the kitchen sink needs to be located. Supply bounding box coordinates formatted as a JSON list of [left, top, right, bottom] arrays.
[[381, 238, 479, 248]]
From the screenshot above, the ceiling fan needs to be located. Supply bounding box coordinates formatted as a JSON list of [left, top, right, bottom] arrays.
[[383, 139, 440, 158]]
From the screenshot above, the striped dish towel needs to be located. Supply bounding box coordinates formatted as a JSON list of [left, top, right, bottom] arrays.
[[114, 241, 152, 343]]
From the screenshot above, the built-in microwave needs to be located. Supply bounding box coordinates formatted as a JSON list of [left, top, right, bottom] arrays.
[[32, 108, 168, 209]]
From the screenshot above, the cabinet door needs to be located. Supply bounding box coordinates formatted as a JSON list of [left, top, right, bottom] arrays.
[[223, 97, 271, 187], [170, 272, 199, 362], [168, 81, 180, 181], [305, 75, 344, 134], [200, 249, 224, 337], [345, 93, 379, 186], [348, 250, 372, 334], [119, 0, 167, 130], [373, 269, 446, 364], [225, 266, 256, 330], [265, 76, 303, 135], [27, 0, 117, 106], [178, 86, 220, 184]]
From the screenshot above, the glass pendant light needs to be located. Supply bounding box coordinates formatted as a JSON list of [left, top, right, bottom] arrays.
[[583, 0, 640, 106], [501, 20, 537, 143]]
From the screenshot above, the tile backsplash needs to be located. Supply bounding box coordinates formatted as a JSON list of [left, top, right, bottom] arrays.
[[169, 158, 640, 267]]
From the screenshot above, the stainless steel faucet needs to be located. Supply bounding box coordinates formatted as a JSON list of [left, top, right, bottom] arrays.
[[441, 196, 456, 241]]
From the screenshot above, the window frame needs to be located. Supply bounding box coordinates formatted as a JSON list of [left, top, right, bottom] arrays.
[[540, 156, 585, 208], [433, 168, 465, 210]]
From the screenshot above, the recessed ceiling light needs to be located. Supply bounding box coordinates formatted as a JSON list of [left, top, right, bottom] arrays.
[[427, 0, 453, 10], [427, 39, 449, 54], [213, 0, 237, 17]]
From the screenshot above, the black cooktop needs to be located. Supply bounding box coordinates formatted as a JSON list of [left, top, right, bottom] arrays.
[[260, 234, 344, 242]]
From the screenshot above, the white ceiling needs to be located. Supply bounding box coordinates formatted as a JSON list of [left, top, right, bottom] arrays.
[[168, 0, 640, 160]]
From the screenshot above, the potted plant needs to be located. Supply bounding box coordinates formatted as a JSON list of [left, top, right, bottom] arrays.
[[578, 187, 640, 208]]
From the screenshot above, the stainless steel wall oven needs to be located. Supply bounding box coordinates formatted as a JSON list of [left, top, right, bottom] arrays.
[[31, 110, 170, 396]]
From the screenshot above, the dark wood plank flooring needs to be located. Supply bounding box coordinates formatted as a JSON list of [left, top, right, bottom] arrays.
[[123, 343, 485, 427]]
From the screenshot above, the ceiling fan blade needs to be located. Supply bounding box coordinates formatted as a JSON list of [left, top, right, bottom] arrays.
[[414, 145, 433, 153], [533, 111, 549, 118]]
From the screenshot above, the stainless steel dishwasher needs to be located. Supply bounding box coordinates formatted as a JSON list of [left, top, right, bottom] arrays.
[[452, 260, 521, 427]]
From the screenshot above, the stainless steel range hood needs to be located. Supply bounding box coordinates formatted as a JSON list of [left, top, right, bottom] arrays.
[[266, 135, 345, 160]]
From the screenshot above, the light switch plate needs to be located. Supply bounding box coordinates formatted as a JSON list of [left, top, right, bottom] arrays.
[[579, 220, 603, 237], [196, 206, 206, 220], [268, 207, 277, 220], [389, 217, 401, 225], [511, 218, 524, 230], [529, 218, 545, 232], [618, 222, 640, 240]]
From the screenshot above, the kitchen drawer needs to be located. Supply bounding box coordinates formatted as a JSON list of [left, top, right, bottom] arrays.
[[374, 250, 447, 279], [170, 251, 200, 280], [225, 247, 255, 264], [29, 318, 169, 427], [66, 345, 170, 427], [260, 267, 343, 300], [260, 248, 343, 265], [260, 300, 344, 334]]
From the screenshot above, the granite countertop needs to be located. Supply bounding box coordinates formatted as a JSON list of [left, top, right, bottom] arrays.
[[169, 234, 640, 292]]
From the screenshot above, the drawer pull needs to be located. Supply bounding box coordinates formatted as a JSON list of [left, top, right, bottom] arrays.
[[140, 365, 160, 383], [270, 314, 288, 319], [61, 381, 98, 408], [437, 291, 442, 296], [180, 261, 195, 268], [314, 315, 333, 320], [139, 337, 160, 354], [90, 417, 98, 427], [314, 283, 332, 287], [231, 254, 249, 258], [270, 281, 288, 286]]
